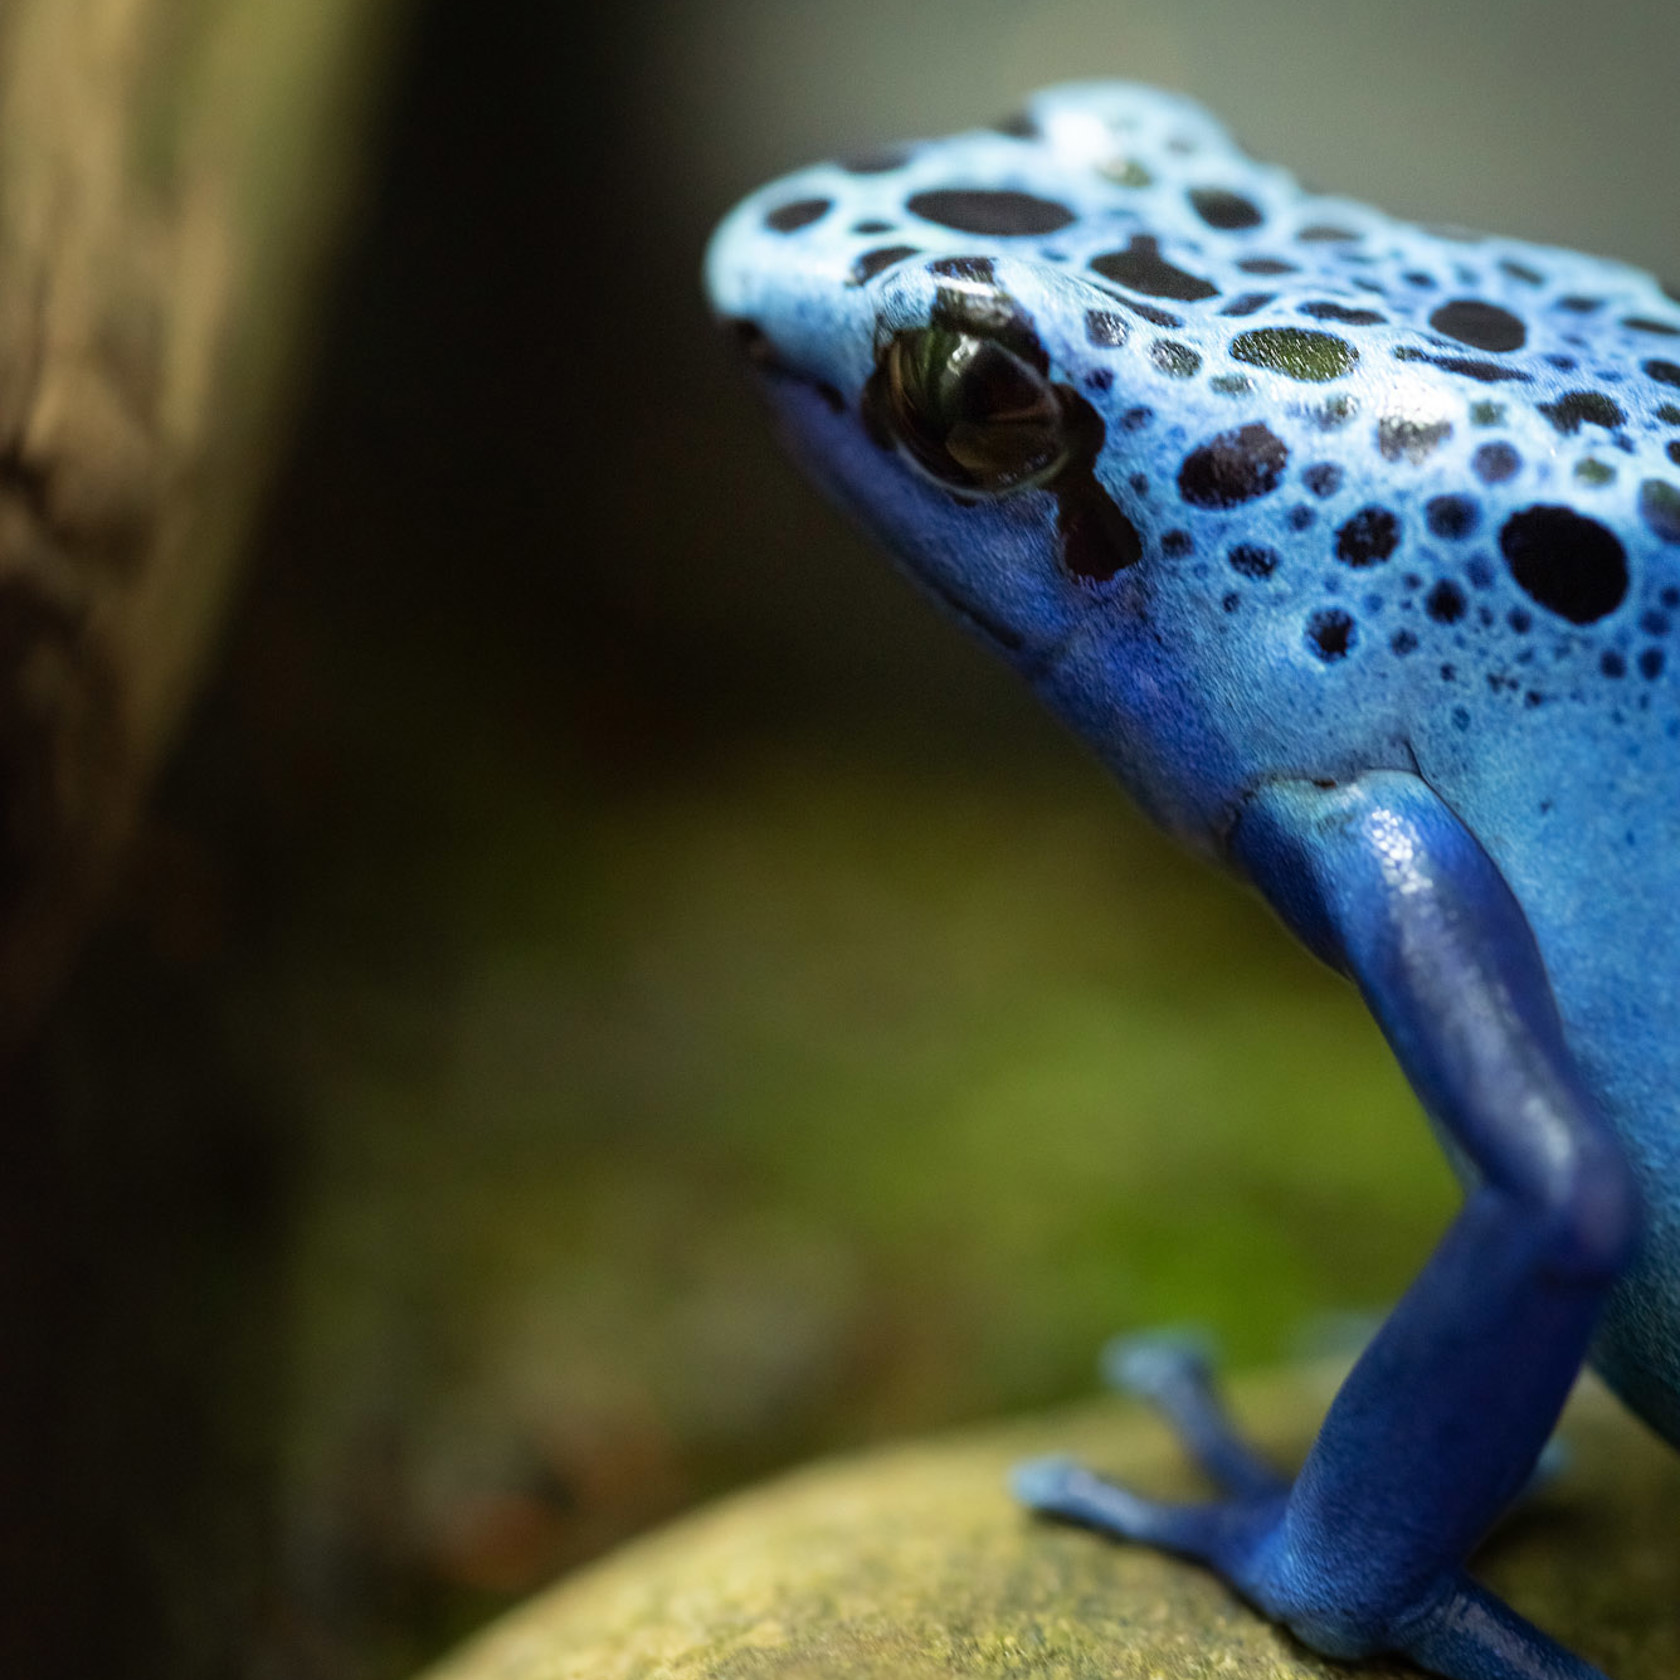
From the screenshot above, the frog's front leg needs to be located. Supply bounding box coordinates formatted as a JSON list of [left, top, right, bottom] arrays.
[[1016, 772, 1640, 1680]]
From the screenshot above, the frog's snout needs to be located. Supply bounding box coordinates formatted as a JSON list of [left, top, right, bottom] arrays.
[[716, 314, 850, 423]]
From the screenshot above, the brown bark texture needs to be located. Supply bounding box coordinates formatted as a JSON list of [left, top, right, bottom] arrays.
[[0, 0, 403, 1052]]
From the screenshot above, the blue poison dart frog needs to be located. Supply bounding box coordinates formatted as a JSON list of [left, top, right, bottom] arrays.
[[704, 83, 1680, 1680]]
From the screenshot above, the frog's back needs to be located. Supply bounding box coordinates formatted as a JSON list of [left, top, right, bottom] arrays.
[[706, 82, 1680, 1441]]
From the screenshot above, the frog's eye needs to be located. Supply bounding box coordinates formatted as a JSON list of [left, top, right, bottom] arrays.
[[868, 327, 1072, 493]]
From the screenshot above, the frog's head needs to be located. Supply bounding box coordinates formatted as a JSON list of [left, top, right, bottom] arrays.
[[705, 86, 1236, 670], [706, 82, 1680, 848], [705, 85, 1282, 839], [714, 254, 1133, 667]]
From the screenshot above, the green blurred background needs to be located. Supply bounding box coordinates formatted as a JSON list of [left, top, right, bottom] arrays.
[[6, 2, 1678, 1677]]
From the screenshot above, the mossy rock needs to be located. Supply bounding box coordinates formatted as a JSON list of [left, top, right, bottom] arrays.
[[421, 1364, 1680, 1679]]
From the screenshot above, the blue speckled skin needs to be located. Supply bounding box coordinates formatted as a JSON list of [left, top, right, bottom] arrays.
[[706, 83, 1680, 1679]]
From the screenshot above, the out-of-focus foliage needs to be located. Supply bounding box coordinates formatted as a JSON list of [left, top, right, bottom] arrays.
[[274, 679, 1448, 1658]]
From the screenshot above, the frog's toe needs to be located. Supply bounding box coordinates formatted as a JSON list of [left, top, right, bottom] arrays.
[[1009, 1454, 1079, 1510], [1098, 1329, 1288, 1500], [1101, 1327, 1217, 1396], [1009, 1455, 1265, 1557], [1515, 1434, 1571, 1506]]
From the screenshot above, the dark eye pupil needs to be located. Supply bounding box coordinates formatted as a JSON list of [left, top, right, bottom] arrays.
[[876, 329, 1069, 491]]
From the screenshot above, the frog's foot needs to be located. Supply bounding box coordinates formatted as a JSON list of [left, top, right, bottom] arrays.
[[1013, 1334, 1288, 1628], [1010, 1451, 1283, 1573], [1010, 1455, 1603, 1678], [1012, 1336, 1606, 1679]]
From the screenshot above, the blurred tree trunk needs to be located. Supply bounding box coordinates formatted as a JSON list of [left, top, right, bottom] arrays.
[[0, 5, 409, 1678], [0, 0, 405, 1054]]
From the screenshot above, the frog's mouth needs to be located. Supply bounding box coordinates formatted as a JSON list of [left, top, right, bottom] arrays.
[[916, 572, 1026, 654], [914, 564, 1093, 685], [721, 318, 846, 416], [723, 315, 1024, 649]]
